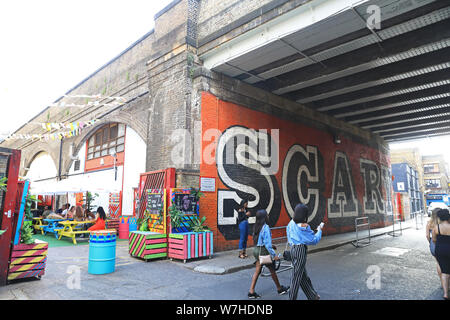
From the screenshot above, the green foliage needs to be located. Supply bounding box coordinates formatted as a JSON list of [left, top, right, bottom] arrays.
[[169, 204, 184, 229], [86, 192, 99, 211], [20, 221, 34, 244], [169, 189, 209, 232], [189, 216, 209, 233], [139, 218, 149, 231], [0, 176, 7, 192], [189, 187, 204, 201], [25, 194, 41, 220]]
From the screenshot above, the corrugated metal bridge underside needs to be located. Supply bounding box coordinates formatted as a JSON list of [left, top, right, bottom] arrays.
[[201, 0, 450, 142]]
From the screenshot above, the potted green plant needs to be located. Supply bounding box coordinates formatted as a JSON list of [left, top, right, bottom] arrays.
[[169, 204, 184, 231], [188, 216, 209, 233], [86, 192, 99, 211], [21, 194, 41, 242]]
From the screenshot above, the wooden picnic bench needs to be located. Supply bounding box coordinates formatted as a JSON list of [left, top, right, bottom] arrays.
[[58, 220, 95, 245], [32, 217, 45, 234]]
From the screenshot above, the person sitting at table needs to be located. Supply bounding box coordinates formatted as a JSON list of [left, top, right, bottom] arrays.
[[84, 208, 96, 220], [61, 203, 70, 217], [42, 206, 52, 218], [88, 206, 107, 231], [74, 206, 85, 221], [65, 206, 76, 219]]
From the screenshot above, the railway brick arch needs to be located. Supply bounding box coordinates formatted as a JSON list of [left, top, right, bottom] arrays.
[[21, 143, 59, 178], [62, 112, 148, 176]]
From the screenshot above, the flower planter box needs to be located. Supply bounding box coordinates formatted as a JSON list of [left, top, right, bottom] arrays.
[[129, 231, 167, 261], [168, 231, 213, 263], [7, 240, 48, 281]]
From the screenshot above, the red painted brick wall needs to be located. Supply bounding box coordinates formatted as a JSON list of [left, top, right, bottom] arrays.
[[200, 92, 393, 251]]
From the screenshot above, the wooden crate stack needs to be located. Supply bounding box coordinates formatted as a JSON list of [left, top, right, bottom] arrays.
[[129, 231, 167, 261], [7, 240, 48, 281], [168, 231, 213, 263]]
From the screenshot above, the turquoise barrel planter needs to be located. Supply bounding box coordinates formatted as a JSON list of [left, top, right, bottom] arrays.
[[88, 230, 117, 275]]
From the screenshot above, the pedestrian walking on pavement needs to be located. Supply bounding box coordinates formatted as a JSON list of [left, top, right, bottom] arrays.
[[238, 199, 252, 259], [426, 208, 442, 281], [432, 208, 450, 300], [286, 203, 323, 300], [248, 209, 289, 299]]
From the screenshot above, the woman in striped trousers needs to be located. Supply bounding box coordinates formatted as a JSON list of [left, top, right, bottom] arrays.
[[286, 204, 324, 300]]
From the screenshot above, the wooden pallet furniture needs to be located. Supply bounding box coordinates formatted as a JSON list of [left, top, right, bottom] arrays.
[[7, 240, 48, 281], [57, 220, 95, 244], [168, 231, 213, 263], [129, 231, 167, 261]]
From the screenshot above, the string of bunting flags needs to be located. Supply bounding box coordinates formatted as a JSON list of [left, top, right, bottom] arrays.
[[5, 119, 98, 141]]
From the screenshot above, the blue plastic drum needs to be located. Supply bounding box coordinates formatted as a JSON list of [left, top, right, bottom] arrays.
[[129, 217, 137, 232], [88, 230, 117, 275]]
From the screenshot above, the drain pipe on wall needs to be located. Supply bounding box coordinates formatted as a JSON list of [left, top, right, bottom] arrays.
[[58, 138, 63, 181]]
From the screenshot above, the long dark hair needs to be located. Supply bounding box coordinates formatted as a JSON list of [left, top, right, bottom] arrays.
[[253, 209, 269, 243], [239, 199, 248, 210], [97, 206, 107, 220], [437, 208, 450, 222]]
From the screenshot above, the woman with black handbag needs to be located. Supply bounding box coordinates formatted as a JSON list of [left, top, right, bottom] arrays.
[[286, 204, 323, 300], [248, 209, 289, 299]]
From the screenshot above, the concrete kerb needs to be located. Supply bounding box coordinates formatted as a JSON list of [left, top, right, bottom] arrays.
[[177, 221, 415, 275]]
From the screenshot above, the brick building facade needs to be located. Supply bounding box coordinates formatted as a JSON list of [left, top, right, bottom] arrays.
[[1, 0, 394, 251]]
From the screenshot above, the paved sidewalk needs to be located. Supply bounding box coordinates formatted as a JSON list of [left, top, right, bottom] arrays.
[[179, 218, 420, 275]]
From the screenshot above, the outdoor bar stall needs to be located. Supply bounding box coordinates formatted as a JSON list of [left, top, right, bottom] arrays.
[[167, 188, 213, 263], [129, 188, 168, 261], [28, 177, 123, 244], [128, 169, 214, 263]]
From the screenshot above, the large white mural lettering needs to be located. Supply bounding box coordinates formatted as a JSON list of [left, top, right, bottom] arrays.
[[214, 126, 392, 240], [282, 144, 325, 227], [216, 126, 281, 240], [327, 152, 359, 218]]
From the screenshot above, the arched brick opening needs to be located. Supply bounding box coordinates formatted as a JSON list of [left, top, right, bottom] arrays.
[[21, 143, 59, 178], [62, 115, 147, 175]]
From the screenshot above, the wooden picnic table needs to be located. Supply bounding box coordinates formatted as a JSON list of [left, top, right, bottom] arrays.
[[58, 220, 96, 245], [43, 218, 68, 238], [32, 217, 45, 234]]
